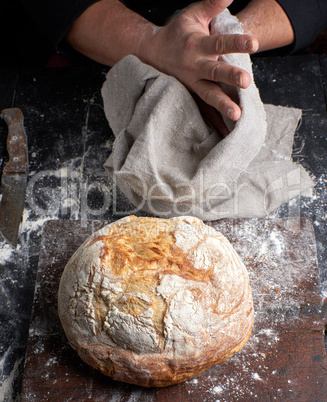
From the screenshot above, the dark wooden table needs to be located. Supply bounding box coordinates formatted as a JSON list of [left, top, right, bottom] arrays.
[[0, 55, 326, 400]]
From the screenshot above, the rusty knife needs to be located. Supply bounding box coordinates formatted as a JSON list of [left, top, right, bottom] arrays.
[[0, 108, 28, 248]]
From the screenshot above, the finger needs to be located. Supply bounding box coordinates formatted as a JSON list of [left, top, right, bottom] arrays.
[[193, 79, 242, 121], [189, 0, 233, 22], [194, 95, 230, 137], [199, 59, 252, 88], [200, 33, 259, 55], [200, 0, 234, 18], [203, 107, 230, 137]]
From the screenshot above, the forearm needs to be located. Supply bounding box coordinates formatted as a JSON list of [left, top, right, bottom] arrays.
[[66, 0, 158, 66], [236, 0, 295, 52]]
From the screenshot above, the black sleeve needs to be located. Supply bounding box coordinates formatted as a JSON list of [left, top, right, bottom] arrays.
[[276, 0, 327, 53], [20, 0, 101, 51], [18, 0, 327, 57]]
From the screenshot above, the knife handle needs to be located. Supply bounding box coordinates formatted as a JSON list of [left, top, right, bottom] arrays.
[[1, 108, 28, 174]]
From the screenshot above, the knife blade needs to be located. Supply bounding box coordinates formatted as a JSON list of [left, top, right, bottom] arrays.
[[0, 108, 28, 248]]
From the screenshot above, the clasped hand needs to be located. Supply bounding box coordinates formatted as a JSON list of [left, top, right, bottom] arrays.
[[141, 0, 258, 132]]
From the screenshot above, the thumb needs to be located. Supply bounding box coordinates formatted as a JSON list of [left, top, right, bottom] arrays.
[[197, 0, 233, 20]]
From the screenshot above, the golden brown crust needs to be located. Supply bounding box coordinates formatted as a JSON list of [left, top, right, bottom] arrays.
[[58, 215, 254, 387]]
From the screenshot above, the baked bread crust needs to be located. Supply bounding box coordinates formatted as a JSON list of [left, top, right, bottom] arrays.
[[58, 216, 254, 387]]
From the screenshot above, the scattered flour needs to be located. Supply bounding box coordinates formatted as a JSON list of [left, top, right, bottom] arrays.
[[184, 211, 323, 400], [252, 373, 263, 381], [212, 385, 223, 394], [0, 349, 23, 402], [46, 357, 58, 367], [0, 243, 16, 265]]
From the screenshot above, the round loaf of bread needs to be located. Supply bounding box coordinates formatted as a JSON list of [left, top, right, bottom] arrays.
[[58, 215, 254, 387]]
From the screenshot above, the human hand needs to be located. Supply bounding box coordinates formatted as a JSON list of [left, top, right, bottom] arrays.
[[194, 96, 230, 137], [140, 0, 258, 124]]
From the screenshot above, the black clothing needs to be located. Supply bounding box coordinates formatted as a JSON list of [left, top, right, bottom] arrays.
[[2, 0, 327, 67]]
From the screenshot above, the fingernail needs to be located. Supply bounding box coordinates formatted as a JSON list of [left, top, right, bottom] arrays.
[[227, 108, 233, 119], [236, 74, 242, 87], [245, 39, 255, 52]]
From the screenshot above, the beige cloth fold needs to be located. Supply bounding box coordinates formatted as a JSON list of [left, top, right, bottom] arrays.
[[101, 10, 314, 220]]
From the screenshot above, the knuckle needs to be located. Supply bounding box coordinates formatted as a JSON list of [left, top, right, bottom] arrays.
[[214, 36, 226, 54], [204, 0, 219, 9], [208, 63, 221, 81], [202, 88, 213, 104], [184, 34, 196, 51], [202, 89, 227, 113], [198, 85, 216, 105]]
